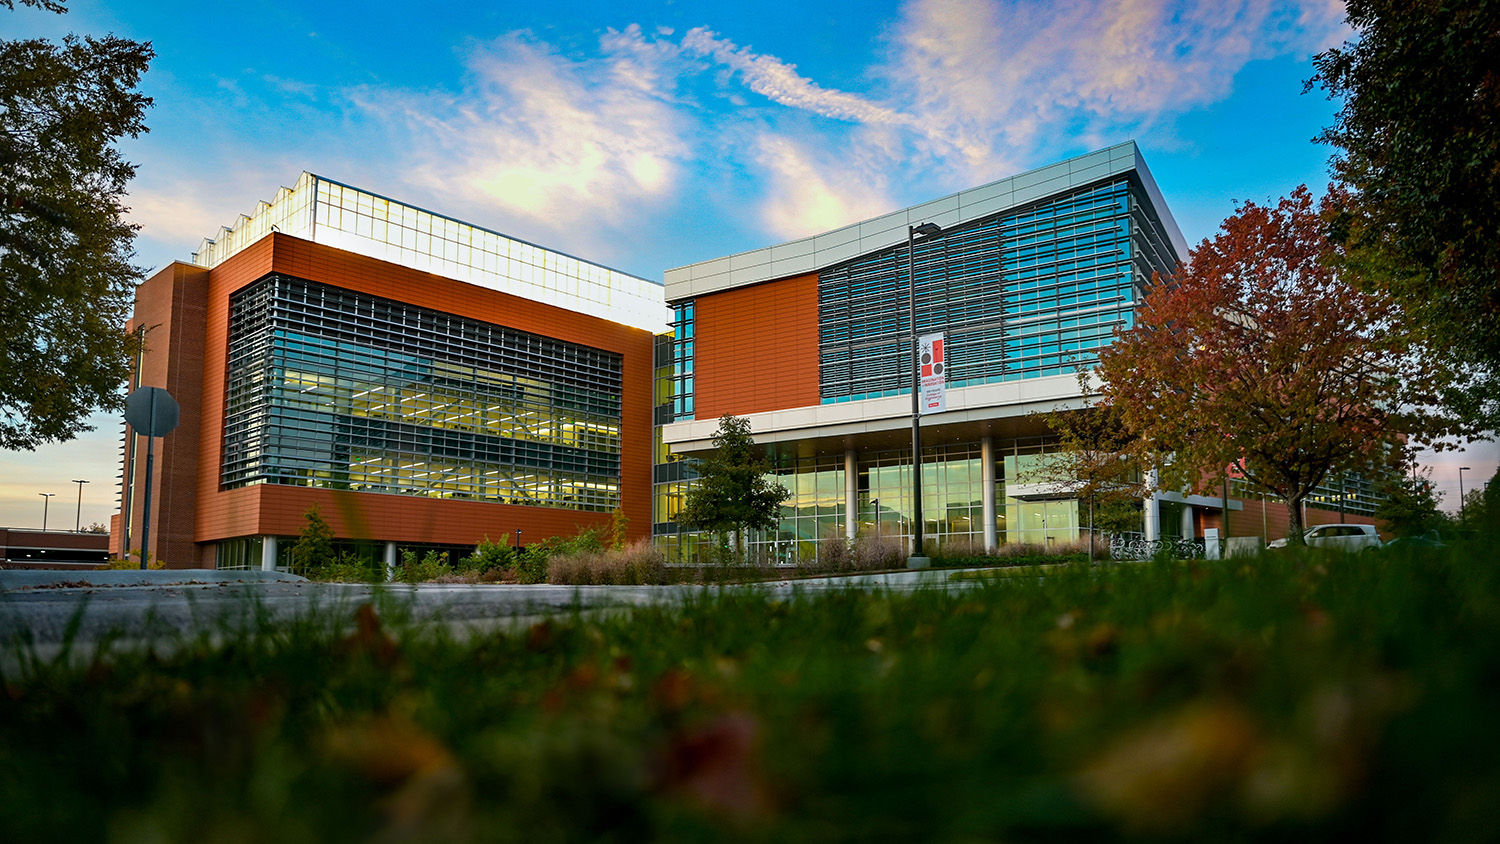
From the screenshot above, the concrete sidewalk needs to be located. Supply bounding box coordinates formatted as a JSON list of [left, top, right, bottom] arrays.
[[0, 568, 307, 590], [0, 564, 990, 593]]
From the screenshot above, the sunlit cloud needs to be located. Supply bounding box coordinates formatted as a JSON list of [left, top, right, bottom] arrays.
[[124, 165, 301, 270], [752, 134, 895, 239], [351, 29, 691, 258]]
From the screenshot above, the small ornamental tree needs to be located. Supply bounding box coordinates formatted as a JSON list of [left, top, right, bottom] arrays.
[[676, 415, 790, 562], [1096, 186, 1469, 544], [291, 504, 335, 575], [1037, 398, 1151, 562]]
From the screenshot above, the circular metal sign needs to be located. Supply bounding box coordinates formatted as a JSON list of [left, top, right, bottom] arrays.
[[124, 386, 181, 437]]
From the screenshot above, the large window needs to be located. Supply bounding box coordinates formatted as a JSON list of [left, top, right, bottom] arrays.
[[816, 178, 1178, 402], [222, 275, 624, 511], [657, 436, 1096, 564]]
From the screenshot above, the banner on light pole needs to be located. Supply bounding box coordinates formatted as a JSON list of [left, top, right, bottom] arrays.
[[918, 332, 946, 415]]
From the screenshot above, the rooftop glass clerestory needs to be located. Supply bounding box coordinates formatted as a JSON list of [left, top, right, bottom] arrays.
[[190, 173, 670, 333]]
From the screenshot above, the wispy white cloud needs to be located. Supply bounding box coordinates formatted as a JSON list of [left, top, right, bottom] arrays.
[[343, 0, 1348, 250], [262, 74, 317, 98], [679, 27, 916, 129], [351, 28, 691, 258], [884, 0, 1350, 185]]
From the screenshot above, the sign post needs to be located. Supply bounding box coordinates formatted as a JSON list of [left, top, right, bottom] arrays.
[[124, 387, 181, 570]]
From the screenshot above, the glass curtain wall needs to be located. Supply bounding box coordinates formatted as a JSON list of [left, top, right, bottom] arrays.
[[816, 178, 1176, 403], [223, 275, 625, 511], [651, 306, 702, 559], [657, 436, 1085, 563]]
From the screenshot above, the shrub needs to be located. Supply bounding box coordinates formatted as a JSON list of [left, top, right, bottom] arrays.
[[458, 534, 514, 575], [609, 507, 629, 549], [800, 535, 905, 575], [815, 537, 853, 573], [308, 551, 381, 583], [103, 552, 164, 570], [394, 550, 453, 584]]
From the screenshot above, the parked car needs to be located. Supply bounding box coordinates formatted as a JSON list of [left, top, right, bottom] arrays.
[[1382, 531, 1446, 552], [1267, 523, 1384, 552]]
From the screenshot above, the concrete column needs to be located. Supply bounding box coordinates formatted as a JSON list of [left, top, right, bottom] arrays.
[[1182, 504, 1196, 538], [260, 535, 278, 572], [981, 435, 998, 552], [384, 541, 398, 581], [1144, 469, 1161, 542], [845, 449, 858, 541]]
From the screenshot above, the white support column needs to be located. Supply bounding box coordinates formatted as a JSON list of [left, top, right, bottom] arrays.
[[260, 535, 278, 572], [845, 449, 858, 541], [982, 435, 998, 552], [1144, 469, 1161, 542], [1182, 504, 1196, 538], [384, 541, 398, 581]]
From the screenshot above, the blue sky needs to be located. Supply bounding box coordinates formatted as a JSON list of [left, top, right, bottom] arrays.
[[1, 0, 1492, 529]]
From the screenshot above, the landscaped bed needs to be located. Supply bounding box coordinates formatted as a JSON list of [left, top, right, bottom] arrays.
[[3, 542, 1497, 842]]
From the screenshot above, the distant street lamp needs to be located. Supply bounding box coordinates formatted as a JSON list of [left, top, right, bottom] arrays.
[[1459, 466, 1472, 522], [39, 492, 55, 531], [72, 479, 89, 532], [907, 221, 942, 568]]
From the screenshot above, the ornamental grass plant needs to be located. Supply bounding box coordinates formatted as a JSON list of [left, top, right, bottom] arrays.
[[547, 539, 668, 585]]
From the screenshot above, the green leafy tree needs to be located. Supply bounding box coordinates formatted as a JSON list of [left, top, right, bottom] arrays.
[[1454, 480, 1499, 534], [0, 0, 153, 449], [1373, 467, 1447, 538], [291, 504, 335, 575], [1096, 187, 1469, 545], [1311, 1, 1500, 427], [677, 415, 790, 562]]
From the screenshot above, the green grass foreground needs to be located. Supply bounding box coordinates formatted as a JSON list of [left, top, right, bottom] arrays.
[[4, 547, 1500, 843]]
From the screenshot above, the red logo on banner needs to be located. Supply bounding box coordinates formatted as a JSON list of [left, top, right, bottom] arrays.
[[921, 337, 944, 378], [919, 332, 947, 414]]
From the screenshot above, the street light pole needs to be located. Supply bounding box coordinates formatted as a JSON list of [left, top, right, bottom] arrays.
[[72, 479, 89, 532], [39, 493, 55, 531], [1459, 466, 1472, 522], [907, 221, 942, 568]]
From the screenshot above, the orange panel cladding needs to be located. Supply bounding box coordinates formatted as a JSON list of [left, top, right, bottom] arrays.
[[693, 272, 820, 419]]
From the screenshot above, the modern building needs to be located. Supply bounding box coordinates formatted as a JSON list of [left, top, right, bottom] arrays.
[[114, 147, 1380, 570], [112, 174, 666, 569], [652, 142, 1379, 561]]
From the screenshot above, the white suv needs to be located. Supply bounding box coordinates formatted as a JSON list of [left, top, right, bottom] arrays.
[[1268, 523, 1384, 552]]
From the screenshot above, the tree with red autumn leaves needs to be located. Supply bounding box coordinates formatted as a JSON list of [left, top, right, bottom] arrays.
[[1096, 186, 1471, 544]]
